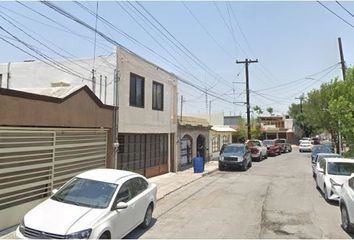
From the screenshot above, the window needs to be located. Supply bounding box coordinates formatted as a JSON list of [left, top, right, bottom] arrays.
[[130, 73, 144, 108], [132, 177, 148, 196], [152, 81, 164, 111], [114, 181, 132, 204], [349, 177, 354, 190]]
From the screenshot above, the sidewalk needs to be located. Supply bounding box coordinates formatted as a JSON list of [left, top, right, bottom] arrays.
[[149, 160, 219, 201], [0, 161, 219, 239]]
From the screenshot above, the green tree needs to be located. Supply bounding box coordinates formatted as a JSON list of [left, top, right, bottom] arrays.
[[266, 107, 274, 116]]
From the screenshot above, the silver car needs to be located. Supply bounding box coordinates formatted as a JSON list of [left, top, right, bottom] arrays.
[[339, 174, 354, 233]]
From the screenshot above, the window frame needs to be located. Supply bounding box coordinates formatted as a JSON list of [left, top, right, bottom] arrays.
[[152, 81, 164, 111], [130, 72, 145, 108]]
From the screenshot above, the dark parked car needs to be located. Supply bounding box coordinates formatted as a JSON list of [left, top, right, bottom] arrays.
[[263, 139, 281, 156], [311, 144, 332, 162], [219, 144, 252, 171], [275, 138, 292, 153]]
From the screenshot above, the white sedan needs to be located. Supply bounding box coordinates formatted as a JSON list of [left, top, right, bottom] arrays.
[[299, 140, 312, 152], [16, 169, 157, 239], [339, 174, 354, 233], [315, 158, 354, 201]]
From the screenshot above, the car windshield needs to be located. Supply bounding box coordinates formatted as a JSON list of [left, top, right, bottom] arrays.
[[317, 154, 341, 162], [327, 162, 354, 176], [51, 178, 118, 209], [263, 140, 274, 145], [224, 146, 245, 155]]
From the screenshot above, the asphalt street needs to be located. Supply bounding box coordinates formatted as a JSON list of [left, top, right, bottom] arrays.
[[127, 148, 353, 239]]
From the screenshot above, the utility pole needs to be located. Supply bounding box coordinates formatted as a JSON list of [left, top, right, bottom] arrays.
[[180, 95, 184, 122], [104, 76, 107, 104], [295, 93, 304, 113], [91, 69, 96, 94], [7, 62, 11, 89], [205, 91, 208, 114], [99, 75, 102, 100], [338, 37, 346, 81], [236, 58, 258, 140]]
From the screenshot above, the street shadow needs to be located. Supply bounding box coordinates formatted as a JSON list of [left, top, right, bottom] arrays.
[[124, 218, 157, 239], [315, 187, 339, 206]]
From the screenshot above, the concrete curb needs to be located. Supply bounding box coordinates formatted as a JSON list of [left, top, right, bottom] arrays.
[[156, 167, 218, 202]]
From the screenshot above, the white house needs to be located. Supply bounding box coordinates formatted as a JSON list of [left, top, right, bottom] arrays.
[[0, 46, 178, 177]]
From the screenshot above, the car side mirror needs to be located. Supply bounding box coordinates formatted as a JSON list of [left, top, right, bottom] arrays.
[[52, 189, 58, 195], [115, 202, 128, 210]]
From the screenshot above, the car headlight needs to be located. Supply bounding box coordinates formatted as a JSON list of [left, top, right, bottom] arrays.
[[330, 178, 342, 187], [66, 229, 92, 239], [19, 219, 25, 234]]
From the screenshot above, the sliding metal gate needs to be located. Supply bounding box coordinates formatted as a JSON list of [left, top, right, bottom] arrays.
[[0, 127, 108, 231]]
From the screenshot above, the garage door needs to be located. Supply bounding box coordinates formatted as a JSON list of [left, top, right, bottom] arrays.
[[0, 127, 108, 231]]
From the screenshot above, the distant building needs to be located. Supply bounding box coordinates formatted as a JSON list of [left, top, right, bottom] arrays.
[[260, 116, 296, 143]]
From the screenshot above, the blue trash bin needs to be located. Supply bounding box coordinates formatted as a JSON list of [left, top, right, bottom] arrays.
[[192, 156, 204, 173]]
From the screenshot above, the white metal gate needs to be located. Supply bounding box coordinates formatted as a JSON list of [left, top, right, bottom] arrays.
[[0, 127, 108, 231]]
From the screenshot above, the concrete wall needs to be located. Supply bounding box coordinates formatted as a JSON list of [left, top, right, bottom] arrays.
[[179, 126, 210, 164], [0, 87, 113, 128]]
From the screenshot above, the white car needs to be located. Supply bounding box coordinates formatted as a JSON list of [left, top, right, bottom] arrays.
[[339, 174, 354, 233], [311, 153, 341, 178], [16, 169, 157, 239], [246, 139, 267, 161], [299, 140, 312, 152], [315, 158, 354, 201]]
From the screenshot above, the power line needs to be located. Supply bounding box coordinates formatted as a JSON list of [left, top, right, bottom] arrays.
[[134, 1, 234, 89], [317, 1, 354, 28], [336, 1, 354, 19], [41, 1, 235, 103]]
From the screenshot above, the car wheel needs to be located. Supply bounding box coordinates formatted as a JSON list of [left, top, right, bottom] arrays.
[[141, 204, 153, 229], [242, 160, 248, 171], [341, 205, 354, 233], [324, 185, 329, 201], [259, 153, 262, 161], [248, 159, 252, 168], [264, 154, 268, 159], [218, 163, 224, 171]]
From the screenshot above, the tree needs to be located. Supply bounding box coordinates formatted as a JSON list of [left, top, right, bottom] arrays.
[[266, 107, 274, 116], [253, 105, 263, 115]]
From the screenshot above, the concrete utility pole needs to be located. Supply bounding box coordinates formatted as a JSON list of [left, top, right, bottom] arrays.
[[104, 76, 107, 104], [295, 93, 305, 113], [99, 75, 102, 100], [91, 69, 96, 94], [236, 58, 258, 140], [7, 62, 11, 89], [338, 37, 346, 81], [180, 95, 184, 122]]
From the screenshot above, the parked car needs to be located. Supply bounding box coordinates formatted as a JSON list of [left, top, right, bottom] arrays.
[[275, 138, 292, 153], [299, 140, 312, 152], [315, 158, 354, 201], [311, 144, 333, 161], [219, 144, 252, 171], [339, 174, 354, 233], [262, 139, 281, 156], [16, 169, 157, 239], [311, 153, 341, 178], [246, 139, 267, 161]]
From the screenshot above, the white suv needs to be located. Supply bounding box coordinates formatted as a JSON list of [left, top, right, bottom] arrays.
[[339, 174, 354, 233]]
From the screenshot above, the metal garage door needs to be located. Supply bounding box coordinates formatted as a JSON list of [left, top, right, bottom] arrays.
[[0, 127, 108, 231]]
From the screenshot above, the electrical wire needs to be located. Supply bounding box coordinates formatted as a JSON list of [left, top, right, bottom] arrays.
[[317, 1, 354, 28]]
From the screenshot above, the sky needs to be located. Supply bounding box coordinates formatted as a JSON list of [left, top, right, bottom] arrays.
[[1, 1, 354, 117]]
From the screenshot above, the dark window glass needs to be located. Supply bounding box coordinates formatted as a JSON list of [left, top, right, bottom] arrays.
[[114, 181, 132, 203], [327, 162, 354, 176], [349, 177, 354, 190], [132, 177, 148, 196], [152, 81, 164, 111], [130, 73, 145, 108]]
